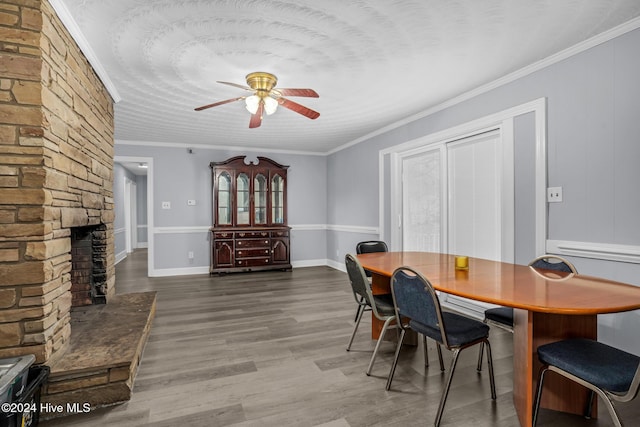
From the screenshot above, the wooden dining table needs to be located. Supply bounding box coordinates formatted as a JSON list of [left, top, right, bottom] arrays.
[[356, 251, 640, 427]]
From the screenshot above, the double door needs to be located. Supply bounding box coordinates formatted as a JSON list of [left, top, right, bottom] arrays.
[[396, 129, 514, 316]]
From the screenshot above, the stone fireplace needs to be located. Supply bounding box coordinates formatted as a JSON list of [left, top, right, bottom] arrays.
[[0, 0, 115, 364], [70, 225, 108, 306], [0, 1, 156, 414]]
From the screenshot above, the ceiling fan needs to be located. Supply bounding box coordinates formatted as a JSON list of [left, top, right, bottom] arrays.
[[194, 72, 320, 128]]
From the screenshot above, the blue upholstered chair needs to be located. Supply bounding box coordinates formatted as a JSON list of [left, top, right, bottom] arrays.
[[533, 338, 640, 427], [386, 267, 496, 427], [353, 241, 389, 321], [344, 253, 397, 376]]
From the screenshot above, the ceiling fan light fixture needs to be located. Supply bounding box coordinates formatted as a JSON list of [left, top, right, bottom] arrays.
[[263, 96, 278, 115], [245, 95, 260, 114]]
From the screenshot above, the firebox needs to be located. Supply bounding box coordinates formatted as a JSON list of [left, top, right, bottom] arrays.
[[70, 225, 108, 306]]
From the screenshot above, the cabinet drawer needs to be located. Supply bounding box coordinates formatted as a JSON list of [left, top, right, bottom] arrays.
[[271, 230, 289, 237], [236, 238, 270, 248], [236, 231, 269, 238], [236, 258, 271, 267], [214, 232, 233, 239], [236, 248, 271, 258]]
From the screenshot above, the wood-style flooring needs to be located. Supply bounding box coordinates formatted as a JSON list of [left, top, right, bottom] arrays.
[[41, 250, 639, 426]]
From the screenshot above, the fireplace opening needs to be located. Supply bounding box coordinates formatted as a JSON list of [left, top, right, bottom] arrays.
[[70, 225, 108, 306]]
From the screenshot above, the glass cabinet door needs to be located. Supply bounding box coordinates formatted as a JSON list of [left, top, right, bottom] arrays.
[[272, 174, 284, 224], [217, 172, 231, 225], [236, 173, 250, 225], [254, 174, 267, 224]]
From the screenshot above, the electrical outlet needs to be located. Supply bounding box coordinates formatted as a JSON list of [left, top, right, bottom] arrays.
[[161, 201, 171, 209], [187, 199, 196, 206], [188, 251, 194, 259], [547, 187, 563, 203]]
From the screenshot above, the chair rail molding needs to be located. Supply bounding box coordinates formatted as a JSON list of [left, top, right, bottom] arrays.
[[154, 226, 210, 234], [547, 240, 640, 264]]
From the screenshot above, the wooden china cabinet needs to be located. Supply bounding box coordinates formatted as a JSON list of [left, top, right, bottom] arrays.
[[210, 156, 291, 274]]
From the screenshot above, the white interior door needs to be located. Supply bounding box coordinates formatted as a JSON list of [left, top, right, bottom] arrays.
[[447, 131, 502, 261], [402, 147, 444, 252]]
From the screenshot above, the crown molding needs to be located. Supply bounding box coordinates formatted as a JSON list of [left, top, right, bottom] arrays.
[[50, 0, 121, 103], [329, 16, 640, 156], [115, 139, 326, 156]]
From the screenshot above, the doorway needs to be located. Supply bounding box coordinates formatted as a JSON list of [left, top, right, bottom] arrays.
[[114, 156, 153, 277]]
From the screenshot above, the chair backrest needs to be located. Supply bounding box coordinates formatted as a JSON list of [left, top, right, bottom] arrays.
[[345, 253, 374, 307], [390, 266, 450, 347], [356, 240, 389, 254], [529, 254, 577, 274], [356, 241, 388, 277]]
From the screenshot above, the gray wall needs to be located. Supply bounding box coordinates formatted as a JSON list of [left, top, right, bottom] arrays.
[[327, 27, 640, 353], [113, 145, 328, 272]]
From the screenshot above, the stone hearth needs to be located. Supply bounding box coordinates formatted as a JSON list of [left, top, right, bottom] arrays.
[[41, 291, 156, 418]]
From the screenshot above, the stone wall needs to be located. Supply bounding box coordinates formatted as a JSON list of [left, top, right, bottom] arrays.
[[0, 0, 115, 363]]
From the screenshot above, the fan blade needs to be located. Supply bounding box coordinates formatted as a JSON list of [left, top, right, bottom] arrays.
[[217, 81, 253, 91], [274, 88, 319, 97], [249, 102, 264, 128], [194, 97, 244, 111], [278, 97, 320, 119]]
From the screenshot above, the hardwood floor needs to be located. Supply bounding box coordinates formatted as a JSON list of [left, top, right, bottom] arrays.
[[41, 249, 639, 426]]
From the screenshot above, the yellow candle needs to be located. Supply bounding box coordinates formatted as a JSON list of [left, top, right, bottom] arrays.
[[455, 255, 469, 270]]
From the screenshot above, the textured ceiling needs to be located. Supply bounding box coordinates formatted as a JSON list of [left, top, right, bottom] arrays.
[[58, 0, 640, 154]]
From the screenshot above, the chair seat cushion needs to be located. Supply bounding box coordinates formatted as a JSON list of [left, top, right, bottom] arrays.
[[484, 306, 513, 327], [371, 293, 395, 316], [409, 312, 489, 347], [538, 338, 640, 393]]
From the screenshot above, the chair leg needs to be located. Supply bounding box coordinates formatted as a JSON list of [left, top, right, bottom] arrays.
[[598, 391, 624, 427], [385, 329, 406, 390], [476, 341, 484, 372], [346, 304, 365, 351], [366, 316, 394, 376], [422, 335, 429, 367], [483, 339, 497, 399], [584, 390, 595, 419], [434, 349, 462, 427], [436, 343, 445, 371], [532, 367, 549, 427]]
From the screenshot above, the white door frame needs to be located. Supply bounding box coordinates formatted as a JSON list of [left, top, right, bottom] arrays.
[[115, 156, 154, 277], [380, 98, 547, 256]]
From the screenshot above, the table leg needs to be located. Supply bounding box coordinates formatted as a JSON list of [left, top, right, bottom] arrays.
[[513, 308, 597, 426]]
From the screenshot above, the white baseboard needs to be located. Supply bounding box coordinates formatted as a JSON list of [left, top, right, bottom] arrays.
[[150, 266, 210, 277], [115, 250, 127, 265], [327, 259, 346, 272], [292, 259, 329, 268]]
